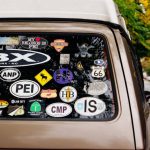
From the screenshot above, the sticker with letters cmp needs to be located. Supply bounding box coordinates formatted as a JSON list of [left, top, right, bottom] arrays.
[[0, 49, 50, 67], [10, 80, 40, 98]]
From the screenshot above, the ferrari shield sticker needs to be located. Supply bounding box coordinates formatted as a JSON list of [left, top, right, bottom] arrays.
[[0, 33, 117, 121]]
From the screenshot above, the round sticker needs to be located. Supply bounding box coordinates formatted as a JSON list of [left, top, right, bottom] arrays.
[[59, 86, 77, 103], [46, 103, 72, 117], [84, 81, 108, 95], [53, 68, 73, 84]]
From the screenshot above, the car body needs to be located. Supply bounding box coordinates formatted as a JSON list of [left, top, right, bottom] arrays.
[[0, 0, 149, 149]]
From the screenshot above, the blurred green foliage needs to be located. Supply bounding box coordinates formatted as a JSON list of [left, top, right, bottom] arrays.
[[114, 0, 150, 57]]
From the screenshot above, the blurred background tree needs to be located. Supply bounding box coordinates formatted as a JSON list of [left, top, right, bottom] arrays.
[[114, 0, 150, 74]]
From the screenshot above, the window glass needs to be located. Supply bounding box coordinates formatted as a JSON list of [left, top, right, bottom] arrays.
[[0, 33, 117, 120]]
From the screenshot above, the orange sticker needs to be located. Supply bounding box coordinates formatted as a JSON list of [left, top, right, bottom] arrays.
[[50, 39, 68, 52]]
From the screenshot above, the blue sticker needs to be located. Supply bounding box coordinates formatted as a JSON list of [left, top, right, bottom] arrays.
[[53, 68, 73, 84], [94, 59, 106, 66]]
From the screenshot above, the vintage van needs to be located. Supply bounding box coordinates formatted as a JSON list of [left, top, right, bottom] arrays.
[[0, 0, 149, 149]]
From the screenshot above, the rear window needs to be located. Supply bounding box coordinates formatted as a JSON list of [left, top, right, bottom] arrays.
[[0, 33, 117, 121]]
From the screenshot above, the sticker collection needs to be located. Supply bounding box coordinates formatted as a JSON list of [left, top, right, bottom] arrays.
[[0, 34, 116, 120]]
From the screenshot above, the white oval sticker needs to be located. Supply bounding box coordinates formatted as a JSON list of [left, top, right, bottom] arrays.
[[46, 103, 72, 117], [84, 81, 108, 95], [0, 68, 21, 82], [59, 86, 77, 103], [10, 80, 40, 98], [74, 97, 106, 116]]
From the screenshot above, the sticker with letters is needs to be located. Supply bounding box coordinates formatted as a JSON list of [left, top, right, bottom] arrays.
[[0, 100, 9, 109], [74, 97, 106, 116], [20, 37, 48, 50], [46, 103, 72, 117], [0, 68, 21, 82], [35, 69, 53, 86], [53, 68, 73, 84], [40, 89, 57, 99], [60, 54, 70, 64], [91, 66, 105, 78], [84, 81, 108, 96], [0, 49, 50, 67], [8, 105, 25, 116], [0, 37, 19, 45], [10, 80, 40, 98], [50, 39, 68, 52], [27, 99, 45, 117], [59, 86, 77, 103]]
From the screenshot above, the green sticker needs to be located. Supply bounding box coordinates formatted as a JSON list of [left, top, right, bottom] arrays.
[[30, 101, 41, 112]]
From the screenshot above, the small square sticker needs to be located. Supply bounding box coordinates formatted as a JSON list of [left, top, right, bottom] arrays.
[[60, 54, 70, 64]]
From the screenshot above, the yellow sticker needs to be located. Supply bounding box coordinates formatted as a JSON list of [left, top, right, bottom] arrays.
[[35, 69, 52, 86]]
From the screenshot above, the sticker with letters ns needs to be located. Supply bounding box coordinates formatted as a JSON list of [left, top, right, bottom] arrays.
[[0, 68, 21, 82], [0, 49, 50, 67], [10, 80, 40, 98], [74, 97, 106, 116]]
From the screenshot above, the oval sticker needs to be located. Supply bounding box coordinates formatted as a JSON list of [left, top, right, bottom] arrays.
[[0, 49, 50, 67], [10, 80, 40, 98], [46, 103, 72, 117], [20, 37, 48, 50], [74, 97, 106, 116], [84, 81, 108, 95], [0, 68, 21, 82], [59, 86, 77, 103]]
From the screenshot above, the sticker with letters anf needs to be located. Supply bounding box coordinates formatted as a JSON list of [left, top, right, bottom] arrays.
[[35, 69, 53, 86]]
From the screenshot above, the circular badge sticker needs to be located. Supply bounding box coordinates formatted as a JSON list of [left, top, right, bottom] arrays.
[[53, 68, 73, 84], [84, 81, 108, 96], [59, 86, 77, 103]]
